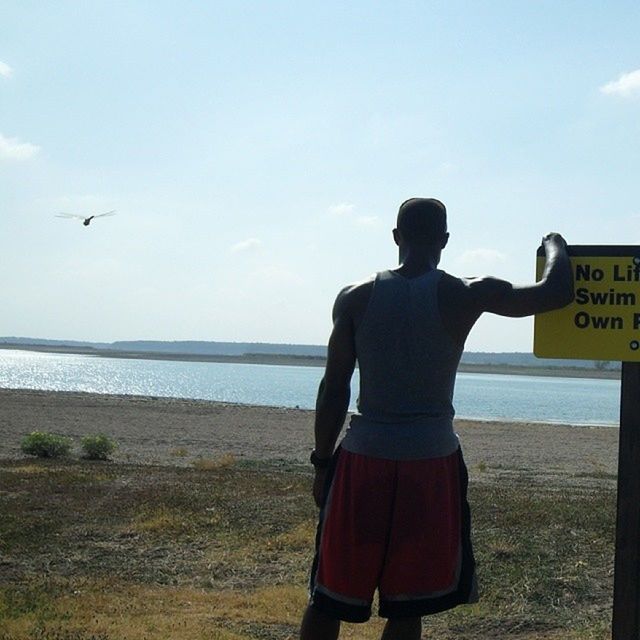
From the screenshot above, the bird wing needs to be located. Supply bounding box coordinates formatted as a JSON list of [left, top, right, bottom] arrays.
[[92, 210, 116, 219], [55, 213, 85, 220]]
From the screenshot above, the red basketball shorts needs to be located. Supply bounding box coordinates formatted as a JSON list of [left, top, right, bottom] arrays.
[[308, 446, 477, 622]]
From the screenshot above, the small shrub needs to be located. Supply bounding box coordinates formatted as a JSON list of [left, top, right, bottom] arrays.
[[21, 432, 72, 458], [81, 434, 117, 460]]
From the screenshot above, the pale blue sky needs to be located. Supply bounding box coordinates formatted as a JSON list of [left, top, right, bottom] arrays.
[[1, 1, 639, 350]]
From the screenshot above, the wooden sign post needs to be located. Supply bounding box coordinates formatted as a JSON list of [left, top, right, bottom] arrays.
[[534, 246, 640, 639], [613, 362, 640, 639]]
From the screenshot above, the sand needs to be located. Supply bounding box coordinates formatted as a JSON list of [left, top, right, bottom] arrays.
[[0, 388, 620, 484]]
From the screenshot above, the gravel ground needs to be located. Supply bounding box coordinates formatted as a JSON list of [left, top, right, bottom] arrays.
[[0, 388, 620, 483]]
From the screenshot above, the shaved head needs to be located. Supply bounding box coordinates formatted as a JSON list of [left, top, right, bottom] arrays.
[[396, 198, 447, 244]]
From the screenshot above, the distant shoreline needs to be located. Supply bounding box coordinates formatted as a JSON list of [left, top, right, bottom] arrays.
[[0, 343, 620, 380]]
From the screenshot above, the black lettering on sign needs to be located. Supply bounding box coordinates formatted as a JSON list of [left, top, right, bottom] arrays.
[[574, 311, 624, 330], [575, 288, 637, 306], [634, 313, 640, 330], [576, 264, 604, 281], [614, 264, 640, 282]]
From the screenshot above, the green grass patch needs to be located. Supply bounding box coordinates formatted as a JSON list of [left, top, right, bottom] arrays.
[[0, 458, 616, 639], [468, 482, 614, 631]]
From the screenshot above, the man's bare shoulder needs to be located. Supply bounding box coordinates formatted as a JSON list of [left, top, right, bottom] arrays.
[[337, 275, 376, 301], [440, 272, 511, 307], [333, 275, 376, 322], [438, 272, 513, 343]]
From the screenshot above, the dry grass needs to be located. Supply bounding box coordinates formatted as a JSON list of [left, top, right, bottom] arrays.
[[129, 505, 201, 535], [191, 453, 236, 471], [0, 457, 617, 639], [2, 464, 50, 475], [273, 521, 316, 551]]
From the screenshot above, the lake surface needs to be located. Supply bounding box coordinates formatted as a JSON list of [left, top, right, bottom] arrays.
[[0, 349, 620, 426]]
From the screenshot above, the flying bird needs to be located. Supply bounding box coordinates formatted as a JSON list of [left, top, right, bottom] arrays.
[[55, 210, 116, 226]]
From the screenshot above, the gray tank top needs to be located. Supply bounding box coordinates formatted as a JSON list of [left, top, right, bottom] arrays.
[[341, 269, 463, 460]]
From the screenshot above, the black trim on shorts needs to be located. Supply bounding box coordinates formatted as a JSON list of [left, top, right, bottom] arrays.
[[308, 446, 374, 622], [310, 590, 371, 624], [378, 448, 477, 619]]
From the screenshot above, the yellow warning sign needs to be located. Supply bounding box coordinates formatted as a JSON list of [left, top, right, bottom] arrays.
[[534, 246, 640, 361]]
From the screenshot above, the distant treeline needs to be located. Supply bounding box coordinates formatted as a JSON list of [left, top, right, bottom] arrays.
[[0, 337, 326, 357], [460, 352, 620, 370], [0, 336, 619, 370]]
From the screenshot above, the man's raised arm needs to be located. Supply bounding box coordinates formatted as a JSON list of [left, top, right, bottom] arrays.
[[470, 233, 574, 318]]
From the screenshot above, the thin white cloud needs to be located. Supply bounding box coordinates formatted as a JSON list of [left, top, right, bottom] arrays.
[[0, 61, 12, 78], [229, 238, 262, 254], [457, 248, 507, 267], [327, 203, 355, 216], [0, 133, 40, 160], [356, 215, 381, 228], [327, 203, 381, 230], [250, 264, 304, 286], [600, 69, 640, 98]]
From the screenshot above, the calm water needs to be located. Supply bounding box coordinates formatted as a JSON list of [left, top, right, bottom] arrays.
[[0, 349, 620, 426]]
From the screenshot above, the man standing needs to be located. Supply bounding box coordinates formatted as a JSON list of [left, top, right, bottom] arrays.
[[300, 198, 573, 640]]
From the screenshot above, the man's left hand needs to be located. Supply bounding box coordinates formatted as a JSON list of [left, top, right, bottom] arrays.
[[313, 468, 328, 508]]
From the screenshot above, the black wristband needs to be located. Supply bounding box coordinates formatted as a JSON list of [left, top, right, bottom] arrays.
[[310, 450, 331, 469]]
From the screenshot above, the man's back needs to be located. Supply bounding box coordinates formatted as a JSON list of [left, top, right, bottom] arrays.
[[354, 269, 462, 423]]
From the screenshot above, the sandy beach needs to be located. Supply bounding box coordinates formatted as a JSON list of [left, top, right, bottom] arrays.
[[0, 388, 620, 484]]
